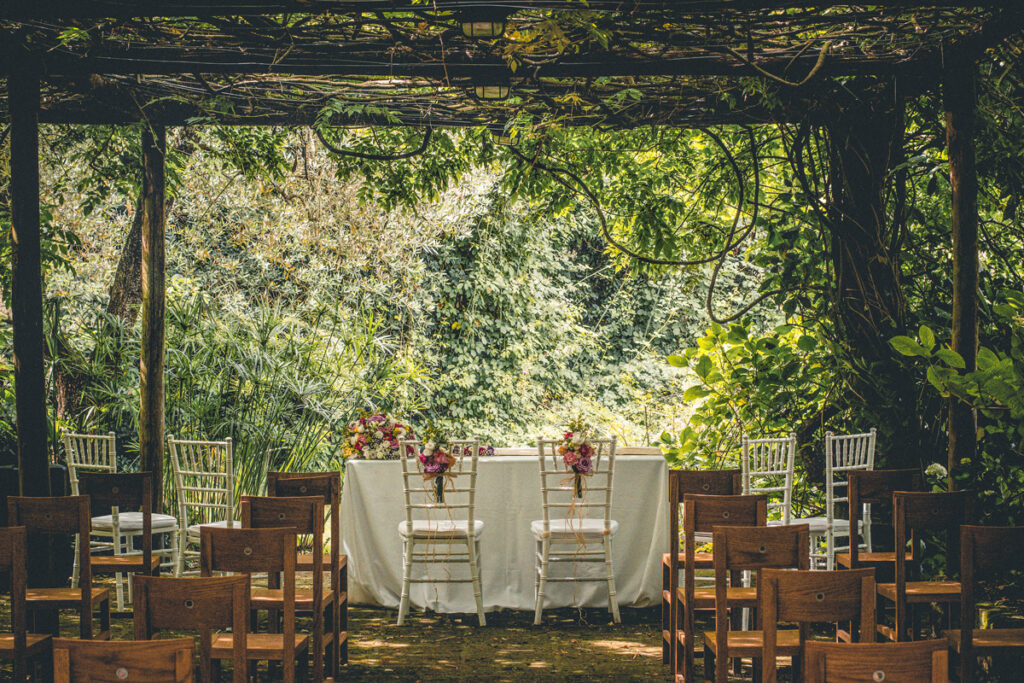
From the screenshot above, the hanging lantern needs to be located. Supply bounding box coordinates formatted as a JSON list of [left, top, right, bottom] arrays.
[[460, 7, 510, 39], [474, 83, 511, 101], [487, 123, 518, 146]]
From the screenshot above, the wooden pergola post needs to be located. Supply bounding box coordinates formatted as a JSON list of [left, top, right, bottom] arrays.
[[139, 123, 166, 510], [944, 49, 979, 489], [8, 54, 50, 497]]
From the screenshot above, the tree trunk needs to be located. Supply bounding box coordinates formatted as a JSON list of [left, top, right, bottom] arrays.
[[817, 81, 925, 469], [106, 195, 145, 323]]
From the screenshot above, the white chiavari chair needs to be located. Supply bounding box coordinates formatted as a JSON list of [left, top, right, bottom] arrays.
[[741, 433, 797, 525], [64, 431, 178, 609], [396, 439, 485, 627], [806, 429, 877, 569], [167, 435, 236, 576], [532, 436, 620, 625]]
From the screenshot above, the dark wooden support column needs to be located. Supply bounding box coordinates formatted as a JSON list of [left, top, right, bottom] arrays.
[[8, 60, 50, 497], [944, 51, 979, 489], [139, 124, 166, 510]]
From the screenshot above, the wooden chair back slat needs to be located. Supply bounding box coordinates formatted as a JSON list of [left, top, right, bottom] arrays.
[[804, 640, 949, 683], [767, 568, 875, 624], [761, 568, 876, 683], [132, 575, 247, 683], [53, 637, 195, 683], [713, 523, 810, 572], [685, 494, 766, 534], [201, 526, 292, 575]]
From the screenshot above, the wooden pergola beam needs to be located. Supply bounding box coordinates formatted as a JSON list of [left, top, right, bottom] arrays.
[[139, 123, 166, 510], [1, 0, 1014, 20], [944, 49, 979, 489], [7, 53, 50, 498]]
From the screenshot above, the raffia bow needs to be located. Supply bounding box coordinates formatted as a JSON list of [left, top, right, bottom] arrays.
[[423, 470, 458, 503], [560, 469, 593, 499]]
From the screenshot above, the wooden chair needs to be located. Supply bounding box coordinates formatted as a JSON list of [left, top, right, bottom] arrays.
[[0, 527, 51, 680], [761, 567, 877, 683], [65, 431, 179, 607], [877, 490, 969, 642], [267, 470, 347, 670], [133, 574, 248, 683], [8, 495, 111, 640], [242, 495, 328, 681], [533, 436, 618, 625], [77, 472, 162, 611], [702, 523, 810, 683], [201, 525, 310, 682], [168, 435, 237, 576], [397, 438, 486, 627], [673, 493, 767, 682], [54, 637, 195, 682], [836, 468, 923, 573], [662, 469, 741, 666], [804, 640, 949, 682], [946, 525, 1024, 682]]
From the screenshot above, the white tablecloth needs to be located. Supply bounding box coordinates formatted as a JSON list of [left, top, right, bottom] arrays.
[[340, 455, 668, 613]]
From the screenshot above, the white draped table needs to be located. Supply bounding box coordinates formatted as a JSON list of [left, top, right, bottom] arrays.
[[340, 453, 668, 613]]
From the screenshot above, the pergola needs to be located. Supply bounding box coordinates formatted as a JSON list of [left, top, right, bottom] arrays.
[[2, 1, 1019, 507]]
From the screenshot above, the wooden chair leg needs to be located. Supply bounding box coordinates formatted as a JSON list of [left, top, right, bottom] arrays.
[[397, 538, 413, 626]]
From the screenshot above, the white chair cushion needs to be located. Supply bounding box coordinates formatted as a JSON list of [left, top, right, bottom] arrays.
[[91, 512, 178, 532], [769, 517, 859, 533], [530, 518, 619, 539], [186, 520, 241, 537], [398, 520, 484, 538]]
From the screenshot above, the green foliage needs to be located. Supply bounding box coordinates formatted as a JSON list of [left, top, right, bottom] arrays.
[[890, 295, 1024, 524]]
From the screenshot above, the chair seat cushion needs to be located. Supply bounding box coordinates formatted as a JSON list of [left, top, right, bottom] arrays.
[[946, 628, 1024, 652], [92, 512, 178, 532], [767, 517, 857, 532], [398, 520, 484, 538], [186, 520, 240, 537], [530, 519, 619, 539]]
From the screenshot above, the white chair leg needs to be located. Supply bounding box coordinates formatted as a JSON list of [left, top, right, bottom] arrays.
[[168, 528, 179, 576], [863, 503, 873, 553], [175, 529, 186, 577], [534, 537, 550, 626], [71, 534, 81, 588], [397, 537, 413, 626], [113, 534, 126, 612], [603, 536, 621, 624], [467, 536, 485, 626], [825, 526, 835, 571]]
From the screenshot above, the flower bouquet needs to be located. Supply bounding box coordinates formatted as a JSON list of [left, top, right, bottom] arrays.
[[419, 438, 458, 503], [557, 419, 596, 499], [342, 414, 414, 460]]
